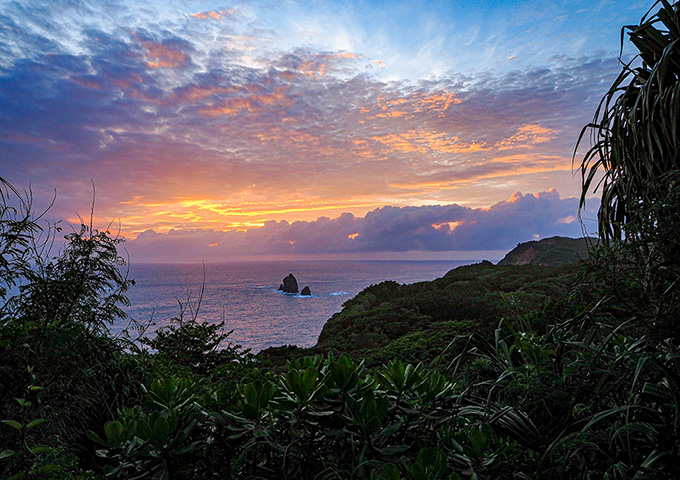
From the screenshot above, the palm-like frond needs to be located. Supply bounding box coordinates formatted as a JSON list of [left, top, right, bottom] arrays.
[[577, 0, 680, 243]]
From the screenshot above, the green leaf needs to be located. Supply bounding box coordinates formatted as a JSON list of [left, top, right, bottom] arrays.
[[26, 418, 48, 429], [0, 449, 19, 459], [376, 420, 403, 438], [104, 421, 125, 446], [410, 463, 427, 480], [378, 464, 401, 480], [641, 450, 665, 468], [35, 464, 62, 474], [137, 418, 152, 442], [8, 472, 26, 480], [153, 415, 170, 443], [86, 430, 106, 446], [302, 366, 318, 393], [468, 425, 492, 457], [377, 444, 409, 456], [1, 420, 22, 430], [95, 449, 109, 458], [29, 446, 53, 454], [151, 463, 170, 480]]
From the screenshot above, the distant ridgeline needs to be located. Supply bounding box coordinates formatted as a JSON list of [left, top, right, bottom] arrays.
[[497, 235, 596, 266]]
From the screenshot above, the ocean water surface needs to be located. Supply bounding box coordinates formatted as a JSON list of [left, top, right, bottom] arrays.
[[119, 260, 474, 352]]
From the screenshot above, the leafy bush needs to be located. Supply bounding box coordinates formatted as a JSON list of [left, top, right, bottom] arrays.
[[10, 222, 134, 335], [142, 316, 248, 376], [218, 353, 530, 479], [88, 378, 205, 479]]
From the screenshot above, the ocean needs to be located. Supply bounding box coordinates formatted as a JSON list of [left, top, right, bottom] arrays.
[[119, 260, 475, 352]]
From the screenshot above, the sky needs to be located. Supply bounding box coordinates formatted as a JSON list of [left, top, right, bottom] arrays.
[[0, 0, 651, 262]]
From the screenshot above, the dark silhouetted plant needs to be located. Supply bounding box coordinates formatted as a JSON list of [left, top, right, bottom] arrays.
[[577, 0, 680, 244], [0, 178, 46, 315]]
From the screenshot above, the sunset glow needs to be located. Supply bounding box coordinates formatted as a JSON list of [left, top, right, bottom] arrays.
[[0, 0, 649, 261]]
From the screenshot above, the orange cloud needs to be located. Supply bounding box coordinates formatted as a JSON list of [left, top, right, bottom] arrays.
[[508, 189, 560, 203], [278, 71, 297, 81], [299, 60, 328, 78], [296, 52, 359, 78], [432, 221, 461, 231], [414, 91, 462, 115], [110, 73, 144, 90], [133, 34, 188, 69], [375, 110, 407, 118], [191, 9, 236, 20], [350, 138, 380, 159], [371, 129, 488, 154], [198, 87, 291, 117], [496, 124, 559, 150], [366, 89, 461, 121]]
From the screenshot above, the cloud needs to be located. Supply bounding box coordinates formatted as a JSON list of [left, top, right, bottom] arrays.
[[136, 37, 190, 69], [276, 50, 360, 78], [124, 189, 597, 262], [0, 0, 642, 241], [0, 38, 616, 236], [495, 124, 559, 150], [191, 10, 236, 21]]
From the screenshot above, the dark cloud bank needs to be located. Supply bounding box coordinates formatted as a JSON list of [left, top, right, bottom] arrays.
[[126, 189, 597, 262]]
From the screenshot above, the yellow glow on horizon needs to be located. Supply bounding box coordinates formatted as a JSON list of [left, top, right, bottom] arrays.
[[193, 201, 381, 218], [112, 197, 390, 239]]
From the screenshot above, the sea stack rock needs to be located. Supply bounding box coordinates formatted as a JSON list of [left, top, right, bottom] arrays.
[[300, 286, 311, 296], [281, 273, 299, 293]]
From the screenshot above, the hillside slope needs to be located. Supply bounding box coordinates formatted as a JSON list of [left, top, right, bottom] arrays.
[[314, 260, 583, 355], [497, 236, 595, 266]]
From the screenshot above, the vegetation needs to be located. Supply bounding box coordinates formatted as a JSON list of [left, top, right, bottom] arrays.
[[578, 0, 680, 245], [2, 1, 680, 478], [312, 261, 582, 354], [496, 236, 595, 266], [577, 0, 680, 343]]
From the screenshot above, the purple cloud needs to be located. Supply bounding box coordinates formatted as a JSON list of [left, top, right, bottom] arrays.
[[125, 189, 597, 262]]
